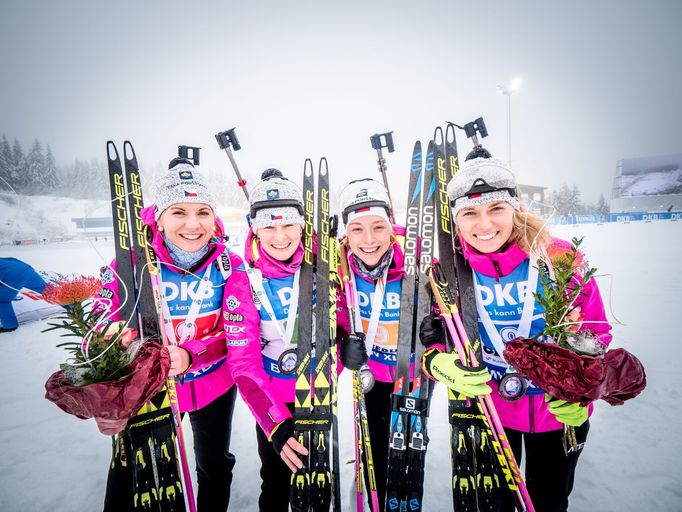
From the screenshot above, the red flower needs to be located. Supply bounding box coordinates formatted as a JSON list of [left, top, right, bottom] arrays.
[[43, 275, 102, 305], [546, 243, 586, 273]]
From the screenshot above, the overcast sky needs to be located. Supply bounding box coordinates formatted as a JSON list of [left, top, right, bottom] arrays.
[[1, 0, 680, 205]]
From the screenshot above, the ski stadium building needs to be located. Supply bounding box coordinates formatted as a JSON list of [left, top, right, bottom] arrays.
[[611, 153, 682, 213]]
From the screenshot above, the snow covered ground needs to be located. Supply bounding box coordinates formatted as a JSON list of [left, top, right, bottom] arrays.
[[0, 221, 680, 511]]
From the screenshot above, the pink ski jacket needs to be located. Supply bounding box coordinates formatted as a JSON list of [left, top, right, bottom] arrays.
[[243, 228, 349, 404], [97, 207, 290, 437], [460, 236, 612, 433], [341, 226, 417, 384]]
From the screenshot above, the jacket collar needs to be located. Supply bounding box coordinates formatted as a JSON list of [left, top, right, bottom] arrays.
[[346, 225, 406, 284], [244, 227, 305, 278], [140, 205, 226, 274], [460, 236, 528, 278]]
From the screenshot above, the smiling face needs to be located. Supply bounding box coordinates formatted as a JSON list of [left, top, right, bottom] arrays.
[[346, 215, 392, 269], [257, 224, 303, 261], [157, 203, 215, 252], [456, 200, 515, 253]]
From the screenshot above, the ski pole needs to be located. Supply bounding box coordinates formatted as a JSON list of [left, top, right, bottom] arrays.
[[428, 264, 535, 512], [215, 127, 249, 200], [143, 230, 197, 512], [370, 131, 396, 224], [447, 118, 492, 160], [339, 242, 381, 512]]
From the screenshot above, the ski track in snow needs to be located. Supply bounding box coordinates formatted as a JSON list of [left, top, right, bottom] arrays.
[[0, 222, 680, 511]]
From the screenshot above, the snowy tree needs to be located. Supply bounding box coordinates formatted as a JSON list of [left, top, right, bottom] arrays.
[[596, 193, 610, 219], [568, 184, 583, 214], [0, 135, 13, 191], [10, 139, 26, 193], [24, 139, 45, 195], [43, 145, 59, 192], [550, 184, 572, 215]]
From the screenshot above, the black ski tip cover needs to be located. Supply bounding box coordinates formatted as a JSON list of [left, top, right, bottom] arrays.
[[261, 168, 283, 180]]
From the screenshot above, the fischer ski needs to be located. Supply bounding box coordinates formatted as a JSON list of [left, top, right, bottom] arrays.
[[105, 141, 194, 512], [431, 124, 534, 511], [291, 158, 338, 511]]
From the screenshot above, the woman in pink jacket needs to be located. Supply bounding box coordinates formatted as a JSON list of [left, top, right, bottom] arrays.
[[100, 158, 293, 512], [243, 168, 348, 511], [335, 178, 425, 510], [419, 155, 612, 512]]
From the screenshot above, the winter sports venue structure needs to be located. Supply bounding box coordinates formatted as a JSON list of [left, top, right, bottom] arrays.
[[611, 153, 682, 213]]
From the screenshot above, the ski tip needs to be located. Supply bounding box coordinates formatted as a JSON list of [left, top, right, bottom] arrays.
[[304, 158, 314, 176], [319, 157, 328, 175], [445, 123, 457, 144], [434, 126, 444, 145], [123, 141, 137, 162], [106, 141, 120, 162]]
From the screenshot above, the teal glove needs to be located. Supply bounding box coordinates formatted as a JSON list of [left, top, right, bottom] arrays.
[[424, 350, 492, 398], [545, 394, 589, 427]]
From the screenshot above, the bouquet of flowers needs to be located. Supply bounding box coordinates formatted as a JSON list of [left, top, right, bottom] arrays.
[[42, 274, 170, 435], [504, 238, 646, 406]]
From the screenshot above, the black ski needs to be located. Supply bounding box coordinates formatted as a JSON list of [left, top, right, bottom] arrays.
[[291, 159, 317, 511], [105, 141, 189, 512], [386, 140, 428, 512], [434, 124, 522, 511]]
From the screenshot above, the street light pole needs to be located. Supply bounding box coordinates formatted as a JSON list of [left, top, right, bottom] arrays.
[[497, 77, 522, 167]]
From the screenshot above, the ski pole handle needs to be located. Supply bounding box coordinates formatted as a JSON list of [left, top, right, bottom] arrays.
[[178, 145, 201, 166], [215, 128, 249, 200], [370, 131, 395, 153], [215, 128, 241, 151], [369, 131, 396, 224]]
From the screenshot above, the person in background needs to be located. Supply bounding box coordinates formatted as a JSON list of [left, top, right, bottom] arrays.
[[0, 257, 48, 333]]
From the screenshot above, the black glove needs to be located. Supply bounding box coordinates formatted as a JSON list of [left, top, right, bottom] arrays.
[[419, 313, 444, 348], [340, 332, 369, 371], [271, 418, 294, 455]]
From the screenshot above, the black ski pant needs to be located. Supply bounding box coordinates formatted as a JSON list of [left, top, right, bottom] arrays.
[[103, 386, 237, 512], [500, 421, 590, 512], [255, 402, 296, 512]]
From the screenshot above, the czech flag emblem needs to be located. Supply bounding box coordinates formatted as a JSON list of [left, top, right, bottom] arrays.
[[184, 190, 198, 198], [270, 213, 283, 220]]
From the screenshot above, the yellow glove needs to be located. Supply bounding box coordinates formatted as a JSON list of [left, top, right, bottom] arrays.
[[424, 349, 492, 398], [545, 394, 589, 427]]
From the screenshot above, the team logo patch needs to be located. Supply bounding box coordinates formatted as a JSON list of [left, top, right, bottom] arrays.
[[221, 254, 231, 270], [356, 189, 368, 198], [226, 295, 241, 311], [179, 170, 194, 180], [224, 312, 244, 322], [228, 338, 248, 347], [225, 325, 246, 334], [100, 268, 114, 285], [266, 189, 280, 200], [98, 289, 113, 299]]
